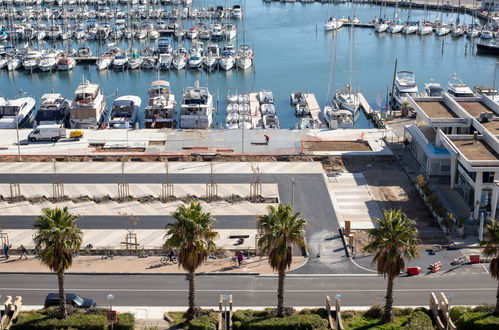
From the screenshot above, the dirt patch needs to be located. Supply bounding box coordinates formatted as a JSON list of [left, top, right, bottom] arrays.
[[302, 140, 372, 152]]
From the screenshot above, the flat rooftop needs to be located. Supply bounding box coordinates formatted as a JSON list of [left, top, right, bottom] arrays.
[[458, 101, 494, 117], [417, 101, 458, 119], [480, 120, 499, 136], [452, 139, 499, 161], [418, 126, 437, 145]]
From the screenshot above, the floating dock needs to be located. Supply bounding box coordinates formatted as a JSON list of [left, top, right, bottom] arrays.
[[249, 92, 262, 129], [357, 92, 386, 129], [303, 93, 323, 127]]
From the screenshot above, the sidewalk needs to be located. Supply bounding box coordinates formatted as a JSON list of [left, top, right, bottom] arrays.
[[0, 255, 307, 275]]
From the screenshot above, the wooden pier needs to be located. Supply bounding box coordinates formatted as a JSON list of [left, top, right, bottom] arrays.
[[356, 92, 386, 129], [249, 92, 262, 129], [303, 93, 324, 127]]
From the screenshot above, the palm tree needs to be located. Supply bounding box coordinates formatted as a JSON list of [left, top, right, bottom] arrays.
[[257, 203, 307, 318], [480, 219, 499, 315], [364, 209, 419, 323], [33, 207, 82, 319], [164, 201, 218, 320]]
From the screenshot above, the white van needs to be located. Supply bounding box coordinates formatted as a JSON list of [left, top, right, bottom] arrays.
[[28, 124, 66, 142]]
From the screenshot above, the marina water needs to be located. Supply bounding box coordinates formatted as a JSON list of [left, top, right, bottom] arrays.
[[0, 1, 497, 129]]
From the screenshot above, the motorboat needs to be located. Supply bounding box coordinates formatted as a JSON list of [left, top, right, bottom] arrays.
[[158, 53, 172, 70], [69, 81, 107, 129], [108, 95, 142, 128], [0, 96, 37, 129], [145, 80, 176, 128], [113, 53, 128, 70], [477, 38, 499, 55], [22, 50, 42, 71], [481, 30, 494, 39], [263, 114, 280, 129], [219, 55, 235, 71], [203, 55, 218, 71], [261, 103, 276, 116], [37, 52, 58, 72], [236, 55, 252, 70], [35, 93, 72, 125], [298, 117, 316, 130], [186, 27, 198, 39], [258, 90, 274, 104], [334, 84, 360, 112], [392, 71, 419, 109], [7, 57, 21, 71], [57, 57, 76, 71], [323, 106, 353, 129], [232, 5, 243, 19], [141, 57, 157, 69], [324, 17, 343, 31], [179, 80, 213, 129], [188, 55, 202, 69], [223, 23, 237, 40], [423, 81, 445, 97], [447, 74, 475, 97], [172, 54, 187, 70]]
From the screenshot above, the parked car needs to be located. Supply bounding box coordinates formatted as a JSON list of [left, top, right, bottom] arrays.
[[44, 293, 96, 309]]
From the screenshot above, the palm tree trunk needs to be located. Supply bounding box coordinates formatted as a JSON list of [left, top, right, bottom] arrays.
[[496, 280, 499, 315], [277, 268, 285, 317], [187, 271, 197, 319], [383, 275, 394, 323], [57, 271, 67, 319]]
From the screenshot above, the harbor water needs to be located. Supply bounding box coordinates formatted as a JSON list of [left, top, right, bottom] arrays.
[[0, 1, 497, 129]]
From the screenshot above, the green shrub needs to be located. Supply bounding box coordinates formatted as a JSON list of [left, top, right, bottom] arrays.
[[364, 305, 384, 319], [456, 311, 499, 330], [415, 175, 426, 188], [187, 315, 217, 330], [473, 304, 496, 313], [403, 311, 433, 329], [233, 314, 328, 330], [298, 308, 328, 319], [450, 306, 470, 321], [11, 309, 134, 330], [393, 307, 413, 317]]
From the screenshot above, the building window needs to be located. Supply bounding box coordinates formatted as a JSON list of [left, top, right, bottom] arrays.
[[458, 163, 476, 182], [483, 172, 495, 184], [457, 172, 474, 207]]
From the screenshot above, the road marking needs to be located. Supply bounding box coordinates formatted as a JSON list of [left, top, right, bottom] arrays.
[[483, 265, 489, 274], [348, 258, 378, 273], [0, 288, 494, 293]]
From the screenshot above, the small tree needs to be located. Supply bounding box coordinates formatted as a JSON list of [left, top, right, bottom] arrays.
[[257, 203, 307, 317], [364, 209, 419, 323], [33, 207, 82, 319], [164, 201, 218, 319], [480, 219, 499, 315]]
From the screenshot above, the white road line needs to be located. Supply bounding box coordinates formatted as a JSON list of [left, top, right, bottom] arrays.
[[0, 288, 494, 293], [483, 265, 489, 274]]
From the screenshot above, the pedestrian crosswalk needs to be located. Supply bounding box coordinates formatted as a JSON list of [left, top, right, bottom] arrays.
[[0, 161, 324, 175]]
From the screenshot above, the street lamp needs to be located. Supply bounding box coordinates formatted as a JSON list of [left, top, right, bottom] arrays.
[[291, 177, 295, 207], [107, 294, 115, 330], [446, 293, 454, 330], [334, 294, 342, 330]]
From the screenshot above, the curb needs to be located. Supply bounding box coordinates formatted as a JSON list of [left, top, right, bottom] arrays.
[[0, 271, 261, 276]]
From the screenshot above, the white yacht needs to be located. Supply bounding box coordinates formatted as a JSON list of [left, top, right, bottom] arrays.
[[392, 71, 419, 109], [97, 54, 113, 71], [447, 74, 475, 97], [179, 81, 213, 129], [435, 24, 451, 36], [145, 80, 176, 128], [403, 22, 418, 35], [323, 106, 354, 129], [324, 17, 343, 31], [374, 19, 389, 33], [108, 95, 142, 128], [418, 22, 433, 35], [36, 93, 72, 125], [7, 57, 22, 71], [22, 50, 43, 71], [219, 55, 235, 71], [37, 51, 58, 72], [57, 57, 76, 71], [389, 20, 404, 34], [0, 96, 37, 129], [334, 84, 360, 112], [423, 81, 445, 97], [172, 54, 187, 70], [113, 53, 128, 70], [69, 81, 107, 129]]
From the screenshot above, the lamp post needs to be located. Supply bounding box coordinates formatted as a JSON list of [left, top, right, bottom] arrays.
[[107, 294, 114, 330], [335, 294, 342, 330], [291, 177, 295, 207], [446, 293, 454, 330]]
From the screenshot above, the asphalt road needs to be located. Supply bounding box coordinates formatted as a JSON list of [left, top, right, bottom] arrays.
[[0, 273, 495, 308]]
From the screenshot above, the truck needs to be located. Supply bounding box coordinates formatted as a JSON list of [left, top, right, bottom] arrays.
[[28, 124, 83, 142]]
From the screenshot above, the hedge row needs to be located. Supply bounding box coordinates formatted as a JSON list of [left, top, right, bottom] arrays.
[[450, 305, 499, 330], [232, 309, 328, 330], [11, 309, 135, 330]]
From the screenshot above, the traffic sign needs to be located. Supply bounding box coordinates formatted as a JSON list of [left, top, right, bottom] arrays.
[[107, 310, 117, 323]]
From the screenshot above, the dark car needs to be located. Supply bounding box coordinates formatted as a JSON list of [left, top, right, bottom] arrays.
[[44, 293, 96, 309]]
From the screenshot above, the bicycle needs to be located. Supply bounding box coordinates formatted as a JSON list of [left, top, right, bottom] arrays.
[[230, 256, 247, 267], [160, 255, 179, 265]]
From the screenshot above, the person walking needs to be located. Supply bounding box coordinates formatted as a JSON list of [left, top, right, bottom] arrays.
[[19, 244, 28, 260], [4, 243, 11, 259], [264, 134, 270, 145]]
